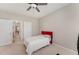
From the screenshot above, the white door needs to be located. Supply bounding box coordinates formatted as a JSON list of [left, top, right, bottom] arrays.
[[24, 22, 32, 40], [19, 21, 24, 40], [0, 19, 13, 46]]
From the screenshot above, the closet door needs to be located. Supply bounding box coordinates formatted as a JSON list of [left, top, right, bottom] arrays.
[[0, 19, 13, 46], [24, 22, 32, 40]]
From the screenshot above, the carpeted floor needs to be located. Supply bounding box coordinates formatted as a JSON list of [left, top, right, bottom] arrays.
[[33, 43, 77, 55], [0, 32, 26, 55]]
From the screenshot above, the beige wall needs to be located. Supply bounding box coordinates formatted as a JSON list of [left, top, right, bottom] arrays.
[[0, 10, 40, 35], [40, 4, 79, 51]]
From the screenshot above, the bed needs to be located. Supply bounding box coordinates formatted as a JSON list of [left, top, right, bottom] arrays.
[[24, 31, 53, 55]]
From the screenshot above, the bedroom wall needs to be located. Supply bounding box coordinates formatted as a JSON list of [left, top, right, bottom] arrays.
[[0, 10, 40, 35], [40, 4, 79, 51]]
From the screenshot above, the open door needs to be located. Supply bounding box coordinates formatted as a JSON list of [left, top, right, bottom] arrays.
[[24, 21, 32, 40]]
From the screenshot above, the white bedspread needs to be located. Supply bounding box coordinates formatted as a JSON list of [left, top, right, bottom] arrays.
[[24, 35, 50, 55]]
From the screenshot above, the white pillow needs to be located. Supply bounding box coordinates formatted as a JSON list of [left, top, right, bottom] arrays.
[[40, 35, 51, 38]]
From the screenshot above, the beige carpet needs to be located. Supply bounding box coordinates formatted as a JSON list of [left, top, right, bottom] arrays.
[[33, 43, 77, 55], [0, 32, 26, 55], [0, 32, 77, 55]]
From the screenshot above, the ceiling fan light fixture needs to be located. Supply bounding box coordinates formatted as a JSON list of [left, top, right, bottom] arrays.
[[31, 4, 37, 8]]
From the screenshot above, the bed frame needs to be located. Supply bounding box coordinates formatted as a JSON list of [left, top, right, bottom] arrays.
[[41, 31, 53, 44]]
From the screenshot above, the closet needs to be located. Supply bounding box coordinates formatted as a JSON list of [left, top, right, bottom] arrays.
[[0, 19, 13, 46]]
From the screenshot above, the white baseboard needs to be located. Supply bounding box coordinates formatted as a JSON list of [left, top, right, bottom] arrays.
[[0, 41, 12, 46]]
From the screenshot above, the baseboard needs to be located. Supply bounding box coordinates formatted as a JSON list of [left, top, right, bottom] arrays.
[[0, 41, 12, 46]]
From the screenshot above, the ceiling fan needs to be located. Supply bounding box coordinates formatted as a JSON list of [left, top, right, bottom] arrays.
[[27, 3, 48, 12]]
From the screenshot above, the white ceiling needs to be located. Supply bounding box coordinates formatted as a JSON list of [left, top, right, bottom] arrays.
[[0, 3, 69, 19]]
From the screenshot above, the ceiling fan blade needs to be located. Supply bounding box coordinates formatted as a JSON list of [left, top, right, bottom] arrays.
[[36, 3, 47, 5], [27, 6, 31, 11], [36, 7, 40, 12]]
